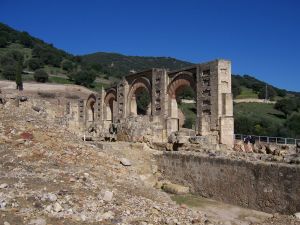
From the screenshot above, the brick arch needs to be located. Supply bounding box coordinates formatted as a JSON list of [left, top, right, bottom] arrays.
[[104, 89, 117, 108], [127, 77, 152, 116], [104, 89, 117, 121], [167, 72, 196, 99], [86, 94, 97, 122]]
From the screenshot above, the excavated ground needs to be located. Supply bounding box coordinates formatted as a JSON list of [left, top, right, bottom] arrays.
[[0, 93, 299, 225], [0, 98, 204, 225]]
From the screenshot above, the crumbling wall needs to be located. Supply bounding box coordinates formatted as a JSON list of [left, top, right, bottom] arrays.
[[156, 152, 300, 214], [116, 116, 167, 143]]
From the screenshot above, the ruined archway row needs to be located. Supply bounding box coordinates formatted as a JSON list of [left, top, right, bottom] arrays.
[[72, 60, 234, 147]]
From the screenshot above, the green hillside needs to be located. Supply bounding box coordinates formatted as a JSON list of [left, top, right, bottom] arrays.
[[1, 22, 300, 138], [81, 52, 192, 78]]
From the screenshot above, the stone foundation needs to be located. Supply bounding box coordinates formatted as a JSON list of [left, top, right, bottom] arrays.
[[156, 152, 300, 214]]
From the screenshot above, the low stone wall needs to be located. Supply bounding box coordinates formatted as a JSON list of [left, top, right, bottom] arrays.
[[156, 152, 300, 214]]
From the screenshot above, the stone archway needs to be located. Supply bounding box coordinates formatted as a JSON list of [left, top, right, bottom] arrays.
[[104, 89, 117, 122], [167, 72, 196, 131], [127, 77, 152, 116], [86, 94, 96, 122]]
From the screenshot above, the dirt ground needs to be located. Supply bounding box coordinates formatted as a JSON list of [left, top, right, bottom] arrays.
[[0, 89, 299, 225]]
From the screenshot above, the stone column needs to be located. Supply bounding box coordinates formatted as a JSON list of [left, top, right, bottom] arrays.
[[151, 69, 168, 123], [217, 60, 234, 147], [116, 78, 129, 120]]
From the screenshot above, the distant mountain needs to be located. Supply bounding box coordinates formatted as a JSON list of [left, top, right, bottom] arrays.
[[81, 52, 193, 78]]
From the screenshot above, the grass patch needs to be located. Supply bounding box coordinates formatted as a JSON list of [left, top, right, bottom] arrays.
[[48, 76, 73, 84], [43, 65, 65, 75], [171, 194, 216, 208], [234, 102, 285, 124], [178, 102, 197, 129], [236, 86, 258, 99], [91, 82, 110, 91]]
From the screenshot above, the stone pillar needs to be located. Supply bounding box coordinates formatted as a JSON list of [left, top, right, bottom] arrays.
[[95, 88, 105, 123], [78, 99, 85, 124], [151, 69, 168, 123], [196, 62, 216, 136], [116, 79, 129, 120], [217, 60, 234, 147]]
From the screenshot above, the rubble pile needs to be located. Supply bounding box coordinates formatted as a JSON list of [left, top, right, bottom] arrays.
[[0, 97, 205, 224]]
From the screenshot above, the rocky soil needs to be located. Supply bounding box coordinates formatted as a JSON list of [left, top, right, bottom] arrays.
[[0, 97, 205, 225], [0, 92, 299, 225]]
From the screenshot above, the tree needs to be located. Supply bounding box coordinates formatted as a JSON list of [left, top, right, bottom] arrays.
[[18, 32, 33, 48], [15, 61, 23, 90], [34, 69, 48, 83], [136, 89, 151, 114], [0, 36, 8, 48], [285, 113, 300, 138], [0, 50, 24, 80], [2, 65, 17, 80], [232, 78, 241, 98], [258, 86, 276, 100], [274, 98, 298, 118], [177, 86, 195, 100], [61, 60, 73, 72], [276, 89, 287, 97], [71, 70, 96, 87], [27, 58, 42, 70]]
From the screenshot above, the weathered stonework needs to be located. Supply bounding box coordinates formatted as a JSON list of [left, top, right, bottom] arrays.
[[68, 59, 234, 147]]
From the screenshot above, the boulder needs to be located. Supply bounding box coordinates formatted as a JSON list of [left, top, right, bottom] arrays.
[[19, 96, 28, 102], [245, 143, 254, 153], [266, 144, 277, 155], [234, 141, 245, 152], [162, 183, 189, 195], [120, 158, 131, 166], [53, 202, 63, 212], [176, 135, 189, 144], [0, 183, 8, 189], [103, 191, 113, 202], [294, 212, 300, 220], [168, 133, 177, 143], [32, 105, 42, 112]]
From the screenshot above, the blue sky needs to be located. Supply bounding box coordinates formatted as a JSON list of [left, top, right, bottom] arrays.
[[1, 0, 299, 91]]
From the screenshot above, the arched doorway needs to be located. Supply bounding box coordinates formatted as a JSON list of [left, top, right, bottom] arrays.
[[167, 72, 196, 131], [104, 89, 117, 122], [86, 94, 96, 122], [127, 78, 152, 116]]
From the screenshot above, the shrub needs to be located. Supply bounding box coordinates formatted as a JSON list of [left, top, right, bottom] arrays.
[[0, 36, 8, 48], [275, 98, 298, 118], [70, 70, 96, 87], [61, 59, 73, 72], [27, 58, 42, 70], [34, 69, 48, 83], [2, 65, 17, 80]]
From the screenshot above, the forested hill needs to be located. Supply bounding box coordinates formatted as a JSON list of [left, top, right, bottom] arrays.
[[81, 52, 192, 78], [0, 22, 299, 100]]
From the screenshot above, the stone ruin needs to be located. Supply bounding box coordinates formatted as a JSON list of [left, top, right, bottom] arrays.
[[66, 59, 234, 148]]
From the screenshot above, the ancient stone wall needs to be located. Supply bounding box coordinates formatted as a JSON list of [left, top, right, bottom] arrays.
[[67, 59, 234, 147], [156, 152, 300, 214]]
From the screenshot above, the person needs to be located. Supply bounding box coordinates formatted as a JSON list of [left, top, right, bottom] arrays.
[[250, 136, 256, 145], [244, 135, 249, 144]]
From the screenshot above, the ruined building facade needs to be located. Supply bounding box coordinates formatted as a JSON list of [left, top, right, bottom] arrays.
[[67, 59, 234, 147]]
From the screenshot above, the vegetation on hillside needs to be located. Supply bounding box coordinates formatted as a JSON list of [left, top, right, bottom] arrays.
[[0, 23, 101, 88], [232, 74, 287, 100], [81, 52, 192, 78], [0, 22, 299, 138]]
